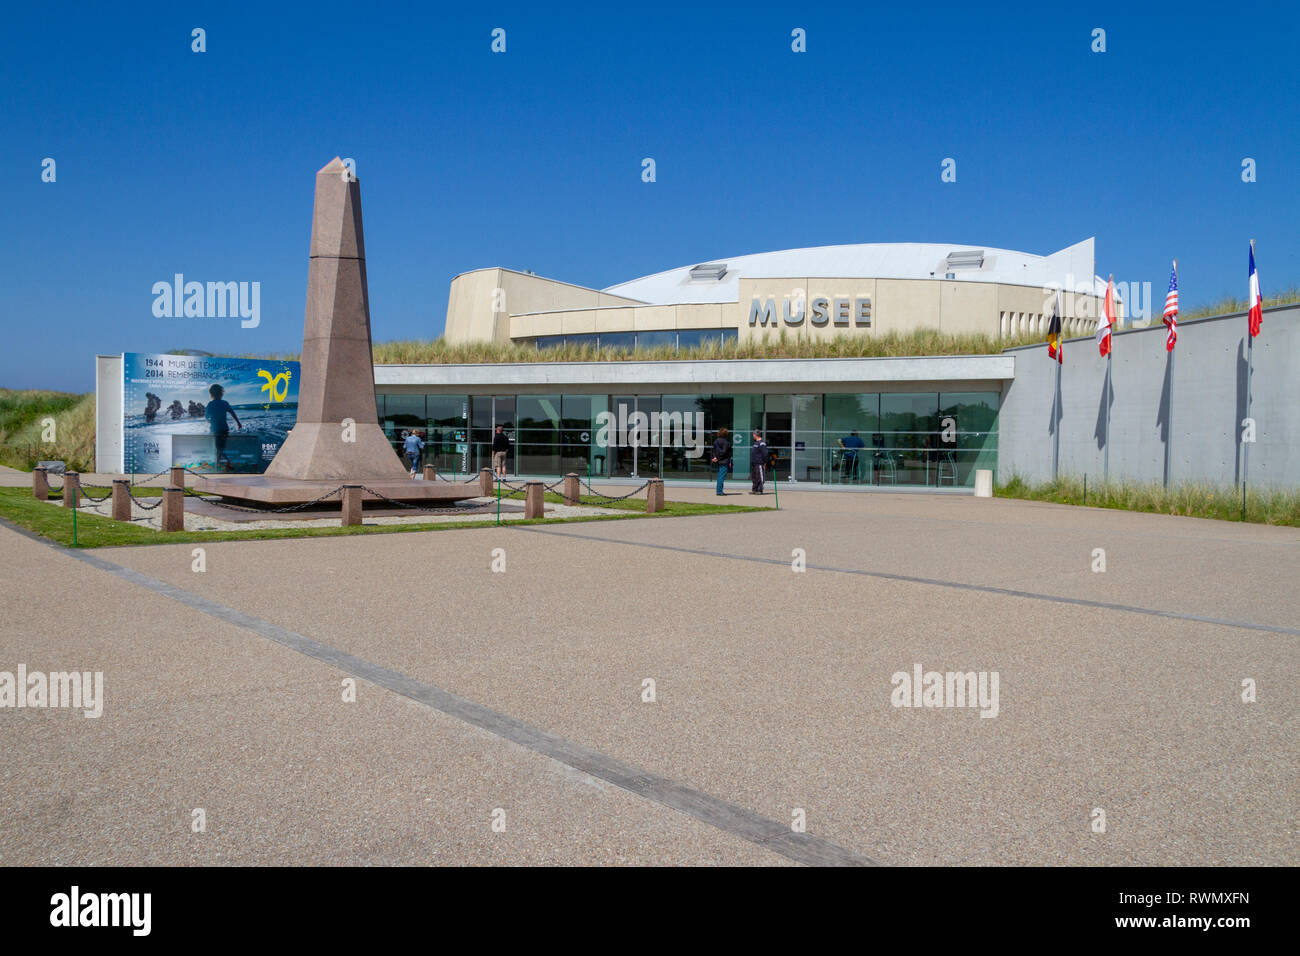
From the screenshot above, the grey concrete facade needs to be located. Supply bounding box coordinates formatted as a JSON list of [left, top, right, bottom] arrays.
[[374, 354, 1015, 394], [999, 304, 1300, 488]]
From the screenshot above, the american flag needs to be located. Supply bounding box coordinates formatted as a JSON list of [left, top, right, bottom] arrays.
[[1163, 262, 1178, 351]]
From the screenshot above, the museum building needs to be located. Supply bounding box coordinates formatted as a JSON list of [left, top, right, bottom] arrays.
[[376, 239, 1115, 489]]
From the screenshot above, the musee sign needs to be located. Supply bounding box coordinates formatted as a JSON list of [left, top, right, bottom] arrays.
[[749, 296, 871, 328]]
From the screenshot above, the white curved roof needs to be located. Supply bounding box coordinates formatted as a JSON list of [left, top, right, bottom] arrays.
[[604, 238, 1109, 305]]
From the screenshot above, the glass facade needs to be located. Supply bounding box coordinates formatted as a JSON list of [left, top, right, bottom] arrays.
[[378, 389, 999, 487]]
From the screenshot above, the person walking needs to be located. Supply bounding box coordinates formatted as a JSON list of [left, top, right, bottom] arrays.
[[749, 429, 768, 494], [403, 430, 425, 478], [491, 424, 511, 479], [710, 427, 732, 496]]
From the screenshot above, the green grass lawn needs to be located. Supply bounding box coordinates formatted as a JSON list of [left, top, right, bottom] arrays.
[[996, 475, 1300, 526], [0, 486, 768, 549]]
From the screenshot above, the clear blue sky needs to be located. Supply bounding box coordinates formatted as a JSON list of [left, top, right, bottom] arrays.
[[3, 1, 1297, 392]]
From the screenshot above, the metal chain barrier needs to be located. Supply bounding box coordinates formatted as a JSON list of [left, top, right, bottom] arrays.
[[126, 490, 165, 511], [579, 479, 652, 502], [129, 470, 172, 486], [356, 485, 486, 516], [179, 485, 345, 514], [75, 492, 111, 514], [493, 478, 569, 498], [76, 485, 112, 503]]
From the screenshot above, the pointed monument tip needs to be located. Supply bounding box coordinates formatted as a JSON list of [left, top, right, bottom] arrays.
[[318, 157, 347, 175]]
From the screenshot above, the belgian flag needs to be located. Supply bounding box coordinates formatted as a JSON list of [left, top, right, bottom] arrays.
[[1046, 297, 1063, 364]]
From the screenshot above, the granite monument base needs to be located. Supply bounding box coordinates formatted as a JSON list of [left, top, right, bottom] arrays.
[[198, 474, 480, 506]]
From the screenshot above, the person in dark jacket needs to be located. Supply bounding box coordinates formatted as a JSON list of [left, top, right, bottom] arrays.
[[749, 430, 768, 494], [710, 427, 732, 496], [491, 425, 510, 478]]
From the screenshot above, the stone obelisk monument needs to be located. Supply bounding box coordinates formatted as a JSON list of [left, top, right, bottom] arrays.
[[203, 159, 473, 506], [266, 157, 407, 481]]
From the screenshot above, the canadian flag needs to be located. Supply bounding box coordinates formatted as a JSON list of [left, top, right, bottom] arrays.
[[1248, 242, 1263, 337], [1096, 276, 1114, 358]]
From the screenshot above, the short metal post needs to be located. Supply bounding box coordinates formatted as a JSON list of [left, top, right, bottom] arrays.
[[169, 465, 185, 488], [480, 467, 493, 498], [564, 473, 580, 506], [32, 466, 49, 500], [423, 464, 437, 481]]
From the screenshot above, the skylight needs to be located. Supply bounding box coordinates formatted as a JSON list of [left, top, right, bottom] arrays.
[[688, 262, 727, 281]]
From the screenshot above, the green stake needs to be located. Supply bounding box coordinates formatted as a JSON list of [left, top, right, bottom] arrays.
[[773, 473, 779, 510], [496, 475, 501, 526]]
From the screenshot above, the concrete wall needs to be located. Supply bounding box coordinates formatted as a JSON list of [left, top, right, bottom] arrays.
[[505, 278, 1101, 345], [999, 303, 1300, 488], [448, 267, 1103, 346], [446, 268, 642, 343], [94, 354, 124, 473]]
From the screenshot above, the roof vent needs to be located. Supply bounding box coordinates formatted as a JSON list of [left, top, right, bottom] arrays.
[[944, 249, 985, 271], [689, 262, 727, 281]]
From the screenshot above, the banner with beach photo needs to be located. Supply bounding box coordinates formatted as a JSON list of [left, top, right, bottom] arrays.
[[121, 352, 299, 475]]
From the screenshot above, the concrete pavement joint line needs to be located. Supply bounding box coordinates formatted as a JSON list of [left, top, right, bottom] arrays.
[[517, 527, 1300, 637], [10, 528, 875, 867]]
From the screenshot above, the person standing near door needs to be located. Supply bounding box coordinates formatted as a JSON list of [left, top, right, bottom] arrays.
[[491, 424, 510, 478], [749, 430, 768, 494], [711, 427, 732, 496], [403, 430, 425, 479]]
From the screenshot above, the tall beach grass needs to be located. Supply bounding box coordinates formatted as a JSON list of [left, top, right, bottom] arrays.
[[0, 388, 97, 472], [997, 474, 1300, 526], [249, 328, 1050, 365]]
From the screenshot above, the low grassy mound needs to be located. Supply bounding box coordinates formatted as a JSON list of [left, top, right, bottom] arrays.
[[0, 388, 96, 472]]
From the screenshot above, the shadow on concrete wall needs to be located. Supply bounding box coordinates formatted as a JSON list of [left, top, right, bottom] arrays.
[[1157, 350, 1173, 485], [1234, 337, 1249, 483], [1093, 361, 1113, 453], [1047, 364, 1063, 477]]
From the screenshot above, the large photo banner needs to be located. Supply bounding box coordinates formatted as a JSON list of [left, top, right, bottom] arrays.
[[122, 353, 300, 474]]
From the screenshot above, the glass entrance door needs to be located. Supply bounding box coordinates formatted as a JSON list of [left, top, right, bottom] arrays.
[[609, 395, 661, 478], [764, 395, 792, 482], [470, 396, 516, 474]]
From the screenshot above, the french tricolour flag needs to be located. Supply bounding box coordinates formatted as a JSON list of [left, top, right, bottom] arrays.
[[1248, 243, 1263, 337]]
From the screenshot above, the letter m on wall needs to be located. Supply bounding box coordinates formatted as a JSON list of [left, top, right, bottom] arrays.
[[749, 297, 779, 327]]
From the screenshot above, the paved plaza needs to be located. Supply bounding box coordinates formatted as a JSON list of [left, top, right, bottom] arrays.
[[1, 484, 1295, 866]]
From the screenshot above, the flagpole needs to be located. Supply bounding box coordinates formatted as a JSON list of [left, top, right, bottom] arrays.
[[1053, 289, 1061, 482], [1164, 259, 1176, 489], [1104, 274, 1112, 485], [1244, 240, 1255, 486]]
